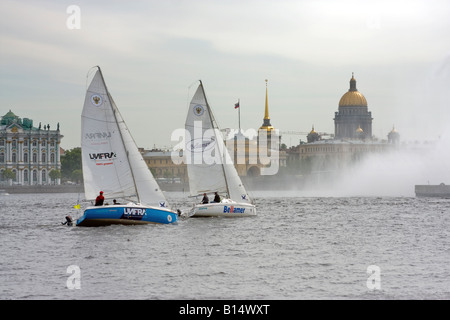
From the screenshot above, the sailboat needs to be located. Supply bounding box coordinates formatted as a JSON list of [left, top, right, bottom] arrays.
[[76, 67, 178, 226], [185, 81, 256, 217]]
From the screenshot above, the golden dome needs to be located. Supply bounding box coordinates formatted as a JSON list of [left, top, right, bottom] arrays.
[[338, 73, 368, 107], [339, 91, 367, 107], [356, 125, 364, 133]]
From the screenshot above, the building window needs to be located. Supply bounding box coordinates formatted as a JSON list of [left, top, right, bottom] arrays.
[[50, 153, 55, 163], [12, 140, 17, 148], [32, 170, 37, 183], [24, 153, 28, 163], [12, 153, 16, 163], [33, 153, 37, 163], [41, 152, 46, 163], [24, 139, 28, 147], [0, 152, 4, 163], [24, 170, 28, 182], [0, 140, 4, 146], [42, 140, 46, 147], [42, 170, 46, 182], [32, 140, 37, 147]]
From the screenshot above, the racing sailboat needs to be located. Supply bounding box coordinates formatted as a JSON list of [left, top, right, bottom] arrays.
[[76, 67, 178, 226], [185, 81, 256, 217]]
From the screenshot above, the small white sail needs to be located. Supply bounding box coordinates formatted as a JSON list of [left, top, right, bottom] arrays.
[[81, 68, 168, 208], [185, 81, 251, 203]]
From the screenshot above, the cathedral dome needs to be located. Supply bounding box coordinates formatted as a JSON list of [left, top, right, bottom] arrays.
[[338, 74, 368, 107]]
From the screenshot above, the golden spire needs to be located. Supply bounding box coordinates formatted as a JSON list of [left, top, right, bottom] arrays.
[[259, 79, 274, 132], [264, 79, 270, 120]]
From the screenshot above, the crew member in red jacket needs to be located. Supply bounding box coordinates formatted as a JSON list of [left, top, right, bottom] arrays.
[[95, 191, 105, 206]]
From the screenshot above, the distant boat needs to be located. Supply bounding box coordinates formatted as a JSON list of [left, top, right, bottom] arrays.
[[184, 81, 256, 217], [75, 67, 178, 226], [415, 183, 450, 198]]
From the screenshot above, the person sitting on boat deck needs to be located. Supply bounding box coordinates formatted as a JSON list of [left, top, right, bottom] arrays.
[[95, 191, 105, 206], [213, 192, 221, 203], [201, 193, 209, 204], [113, 199, 121, 205]]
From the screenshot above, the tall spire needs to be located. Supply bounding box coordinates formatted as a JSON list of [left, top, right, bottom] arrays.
[[259, 79, 273, 131], [264, 79, 270, 120]]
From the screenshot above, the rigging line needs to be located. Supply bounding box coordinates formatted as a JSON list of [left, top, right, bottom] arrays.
[[199, 80, 231, 198], [186, 79, 199, 112], [96, 67, 138, 203], [85, 66, 99, 91]]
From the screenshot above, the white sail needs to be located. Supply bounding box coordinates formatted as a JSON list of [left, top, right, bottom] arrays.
[[185, 82, 251, 203], [81, 68, 168, 207]]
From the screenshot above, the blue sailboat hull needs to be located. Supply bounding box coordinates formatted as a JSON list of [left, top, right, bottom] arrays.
[[76, 205, 178, 227]]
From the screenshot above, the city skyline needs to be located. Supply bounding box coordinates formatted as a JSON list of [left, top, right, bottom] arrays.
[[1, 0, 450, 151]]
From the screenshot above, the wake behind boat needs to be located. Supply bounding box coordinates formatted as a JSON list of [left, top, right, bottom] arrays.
[[185, 81, 256, 217], [75, 67, 178, 226]]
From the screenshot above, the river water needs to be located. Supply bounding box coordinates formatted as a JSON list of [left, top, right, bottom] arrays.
[[0, 191, 449, 300]]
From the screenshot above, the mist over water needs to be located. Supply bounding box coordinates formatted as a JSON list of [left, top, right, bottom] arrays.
[[283, 135, 450, 198], [321, 138, 450, 197], [297, 58, 450, 198]]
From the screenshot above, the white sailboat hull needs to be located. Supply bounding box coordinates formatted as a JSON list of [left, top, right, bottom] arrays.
[[190, 200, 256, 217]]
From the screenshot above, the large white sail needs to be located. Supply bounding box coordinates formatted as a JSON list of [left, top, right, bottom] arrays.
[[185, 82, 251, 203], [81, 68, 168, 207]]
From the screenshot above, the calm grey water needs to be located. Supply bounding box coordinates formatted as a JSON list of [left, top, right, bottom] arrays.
[[0, 191, 449, 300]]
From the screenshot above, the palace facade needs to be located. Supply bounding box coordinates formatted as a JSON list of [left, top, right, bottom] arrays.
[[0, 110, 63, 185]]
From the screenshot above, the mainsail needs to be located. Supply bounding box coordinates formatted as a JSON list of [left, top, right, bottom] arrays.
[[81, 67, 168, 208], [185, 81, 251, 203]]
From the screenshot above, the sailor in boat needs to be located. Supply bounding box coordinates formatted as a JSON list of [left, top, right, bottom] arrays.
[[95, 191, 105, 206], [201, 193, 209, 204], [213, 192, 221, 203], [113, 199, 121, 205]]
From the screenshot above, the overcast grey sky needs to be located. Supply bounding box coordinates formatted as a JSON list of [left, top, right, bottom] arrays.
[[1, 0, 450, 150]]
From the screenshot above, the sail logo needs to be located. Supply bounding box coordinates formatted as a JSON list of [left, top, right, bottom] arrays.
[[223, 205, 246, 214], [193, 104, 204, 116], [186, 137, 216, 153], [90, 94, 103, 107], [89, 152, 116, 160], [85, 132, 112, 139], [124, 208, 146, 216]]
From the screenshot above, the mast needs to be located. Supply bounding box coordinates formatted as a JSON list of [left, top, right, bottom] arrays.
[[199, 80, 231, 197], [96, 66, 141, 203]]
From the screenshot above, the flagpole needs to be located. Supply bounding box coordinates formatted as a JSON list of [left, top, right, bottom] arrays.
[[238, 98, 241, 133]]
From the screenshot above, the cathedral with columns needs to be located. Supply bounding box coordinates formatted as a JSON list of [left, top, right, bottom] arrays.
[[287, 73, 400, 176]]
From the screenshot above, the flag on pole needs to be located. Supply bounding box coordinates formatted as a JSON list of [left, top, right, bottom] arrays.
[[235, 102, 240, 109]]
